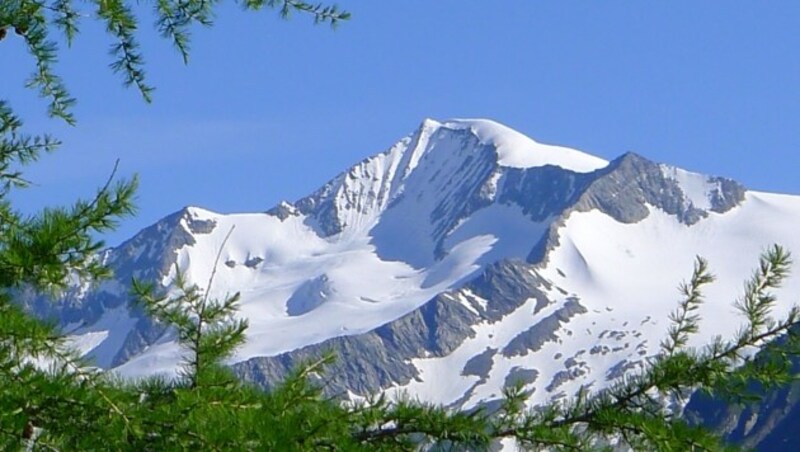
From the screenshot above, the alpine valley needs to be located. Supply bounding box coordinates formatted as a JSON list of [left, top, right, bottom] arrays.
[[23, 119, 800, 445]]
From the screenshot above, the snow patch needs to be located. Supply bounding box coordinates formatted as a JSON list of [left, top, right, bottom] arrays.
[[440, 118, 608, 172], [660, 164, 715, 210]]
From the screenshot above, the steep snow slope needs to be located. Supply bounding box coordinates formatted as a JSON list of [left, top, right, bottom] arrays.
[[34, 118, 800, 412], [106, 118, 601, 377], [390, 192, 800, 408], [440, 119, 607, 171]]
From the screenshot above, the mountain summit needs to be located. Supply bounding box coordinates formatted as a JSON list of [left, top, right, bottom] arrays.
[[29, 119, 800, 411]]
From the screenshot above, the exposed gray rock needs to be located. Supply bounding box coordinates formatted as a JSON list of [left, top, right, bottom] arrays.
[[574, 153, 700, 224], [286, 275, 333, 317], [498, 165, 589, 222], [244, 256, 263, 269], [564, 357, 582, 368], [462, 347, 497, 382], [708, 177, 746, 213], [606, 359, 642, 381], [235, 292, 475, 396], [607, 330, 626, 341], [426, 134, 498, 258], [234, 260, 553, 396], [527, 223, 565, 266], [368, 127, 502, 264], [526, 152, 746, 266], [574, 153, 744, 224], [546, 355, 590, 393], [295, 178, 346, 237], [502, 298, 588, 358], [547, 366, 588, 393], [19, 123, 752, 413], [185, 215, 216, 234], [18, 207, 205, 366], [504, 367, 539, 389], [266, 201, 300, 221], [683, 329, 800, 451], [108, 208, 199, 284], [291, 130, 422, 239], [467, 261, 551, 321], [111, 317, 169, 366]]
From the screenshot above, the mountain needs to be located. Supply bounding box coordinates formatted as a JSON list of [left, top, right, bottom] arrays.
[[24, 118, 800, 413], [682, 328, 800, 450]]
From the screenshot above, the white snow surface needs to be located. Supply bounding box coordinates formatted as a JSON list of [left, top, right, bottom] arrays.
[[109, 119, 609, 378], [115, 199, 550, 378], [441, 119, 608, 172], [660, 164, 717, 210], [389, 191, 800, 408], [57, 119, 800, 414]]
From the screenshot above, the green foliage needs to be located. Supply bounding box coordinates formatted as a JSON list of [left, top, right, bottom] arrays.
[[133, 226, 248, 388], [2, 0, 350, 116], [7, 247, 798, 450], [661, 256, 714, 356], [2, 1, 800, 450], [1, 0, 348, 449]]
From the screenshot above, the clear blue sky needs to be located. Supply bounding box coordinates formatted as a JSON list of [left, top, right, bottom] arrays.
[[5, 1, 800, 246]]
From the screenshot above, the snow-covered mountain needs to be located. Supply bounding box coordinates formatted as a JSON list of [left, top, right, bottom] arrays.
[[28, 118, 800, 410]]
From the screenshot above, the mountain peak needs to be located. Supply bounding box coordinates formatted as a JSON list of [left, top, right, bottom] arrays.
[[289, 119, 614, 241], [415, 118, 608, 173], [45, 117, 800, 415]]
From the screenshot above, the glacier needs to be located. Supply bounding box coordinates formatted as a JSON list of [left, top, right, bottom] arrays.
[[25, 118, 800, 411]]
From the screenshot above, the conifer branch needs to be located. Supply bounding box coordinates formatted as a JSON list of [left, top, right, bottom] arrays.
[[734, 244, 791, 341], [95, 0, 154, 102], [661, 256, 714, 356], [51, 0, 81, 45], [155, 0, 217, 63], [242, 0, 350, 26], [15, 2, 77, 124]]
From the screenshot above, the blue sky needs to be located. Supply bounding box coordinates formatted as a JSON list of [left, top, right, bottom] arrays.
[[5, 1, 800, 245]]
